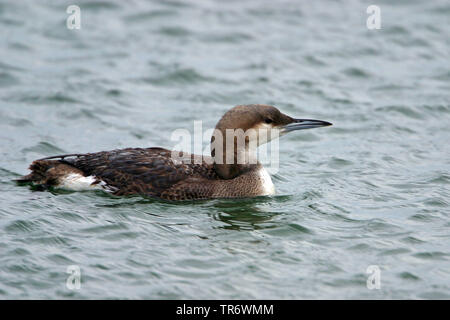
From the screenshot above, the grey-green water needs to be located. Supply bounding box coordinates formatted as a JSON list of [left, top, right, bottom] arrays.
[[1, 0, 449, 299]]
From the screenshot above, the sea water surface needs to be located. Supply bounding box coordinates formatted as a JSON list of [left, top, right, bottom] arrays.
[[0, 0, 449, 299]]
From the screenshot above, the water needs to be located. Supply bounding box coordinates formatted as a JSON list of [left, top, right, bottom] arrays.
[[0, 0, 449, 299]]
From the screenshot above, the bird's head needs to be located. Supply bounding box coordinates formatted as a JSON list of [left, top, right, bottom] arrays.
[[211, 104, 332, 179]]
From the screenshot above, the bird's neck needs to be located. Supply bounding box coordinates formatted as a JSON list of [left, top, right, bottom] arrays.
[[213, 155, 259, 180], [210, 129, 259, 179]]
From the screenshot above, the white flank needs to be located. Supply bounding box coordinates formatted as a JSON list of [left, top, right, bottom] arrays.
[[58, 173, 110, 192], [258, 167, 275, 195]]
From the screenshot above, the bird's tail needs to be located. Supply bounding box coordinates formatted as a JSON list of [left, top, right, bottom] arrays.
[[15, 160, 80, 186]]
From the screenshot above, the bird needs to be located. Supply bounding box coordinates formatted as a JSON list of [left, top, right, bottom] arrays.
[[16, 104, 332, 201]]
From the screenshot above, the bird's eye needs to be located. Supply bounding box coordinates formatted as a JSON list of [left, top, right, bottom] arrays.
[[264, 118, 273, 124]]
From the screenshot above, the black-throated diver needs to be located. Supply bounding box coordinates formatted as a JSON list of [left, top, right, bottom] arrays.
[[17, 104, 332, 201]]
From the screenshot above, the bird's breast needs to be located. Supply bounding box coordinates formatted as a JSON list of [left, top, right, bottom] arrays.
[[257, 167, 275, 195]]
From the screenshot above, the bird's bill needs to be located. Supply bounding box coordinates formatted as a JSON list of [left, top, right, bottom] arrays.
[[282, 118, 332, 132]]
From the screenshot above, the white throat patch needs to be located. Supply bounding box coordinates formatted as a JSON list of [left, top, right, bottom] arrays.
[[258, 167, 275, 195]]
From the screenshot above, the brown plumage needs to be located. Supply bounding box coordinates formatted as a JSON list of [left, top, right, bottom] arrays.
[[17, 104, 332, 201]]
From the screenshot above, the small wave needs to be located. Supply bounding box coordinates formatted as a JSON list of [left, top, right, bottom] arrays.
[[342, 67, 371, 79], [14, 93, 82, 105], [123, 10, 177, 23], [157, 26, 191, 37], [375, 105, 424, 120], [0, 72, 20, 87], [137, 68, 213, 86], [21, 142, 66, 155]]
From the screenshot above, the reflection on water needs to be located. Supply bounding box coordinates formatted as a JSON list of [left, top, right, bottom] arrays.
[[209, 197, 280, 231]]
